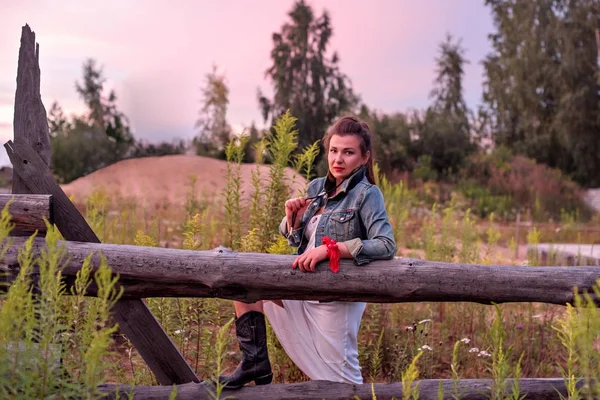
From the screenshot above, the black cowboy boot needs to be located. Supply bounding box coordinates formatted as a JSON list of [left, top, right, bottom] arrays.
[[219, 311, 273, 389]]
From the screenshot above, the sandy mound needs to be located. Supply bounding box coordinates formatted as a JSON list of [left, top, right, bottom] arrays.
[[61, 155, 307, 208]]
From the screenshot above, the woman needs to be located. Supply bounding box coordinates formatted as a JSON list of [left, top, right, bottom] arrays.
[[220, 116, 396, 388]]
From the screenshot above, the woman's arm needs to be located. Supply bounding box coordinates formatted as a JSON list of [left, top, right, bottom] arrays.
[[346, 185, 396, 265], [337, 242, 353, 258], [292, 242, 352, 272], [291, 186, 396, 272]]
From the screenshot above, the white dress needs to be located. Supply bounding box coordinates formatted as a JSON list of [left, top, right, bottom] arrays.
[[263, 214, 367, 384]]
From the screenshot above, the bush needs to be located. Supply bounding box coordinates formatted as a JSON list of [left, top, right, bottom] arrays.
[[458, 181, 514, 219], [51, 119, 131, 184], [413, 155, 438, 183], [462, 150, 593, 221]]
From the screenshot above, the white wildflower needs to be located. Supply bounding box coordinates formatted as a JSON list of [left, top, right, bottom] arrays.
[[418, 345, 433, 351], [469, 347, 480, 353], [174, 330, 183, 335], [460, 338, 470, 344], [478, 350, 491, 357]]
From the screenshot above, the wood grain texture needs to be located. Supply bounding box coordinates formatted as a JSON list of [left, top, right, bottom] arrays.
[[0, 194, 51, 235], [99, 378, 581, 400], [11, 25, 51, 195], [4, 140, 199, 385], [3, 236, 600, 305], [5, 141, 99, 242]]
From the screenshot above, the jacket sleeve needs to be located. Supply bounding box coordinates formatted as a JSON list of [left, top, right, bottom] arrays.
[[279, 216, 303, 247], [348, 185, 396, 266], [278, 179, 321, 247]]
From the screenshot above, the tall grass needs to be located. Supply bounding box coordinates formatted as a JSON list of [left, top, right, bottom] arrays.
[[223, 135, 248, 250], [244, 110, 301, 252], [89, 161, 598, 397], [0, 202, 123, 399]]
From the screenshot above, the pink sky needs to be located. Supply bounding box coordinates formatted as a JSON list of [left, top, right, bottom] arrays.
[[0, 0, 495, 166]]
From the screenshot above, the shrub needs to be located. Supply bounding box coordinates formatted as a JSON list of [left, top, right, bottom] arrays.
[[463, 151, 592, 221]]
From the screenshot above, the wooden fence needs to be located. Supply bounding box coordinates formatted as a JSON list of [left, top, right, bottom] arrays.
[[1, 24, 599, 400]]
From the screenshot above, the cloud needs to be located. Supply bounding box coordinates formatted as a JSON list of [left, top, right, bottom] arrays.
[[1, 0, 494, 144]]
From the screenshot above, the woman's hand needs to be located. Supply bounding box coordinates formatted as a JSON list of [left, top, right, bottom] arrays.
[[292, 245, 328, 273], [285, 197, 311, 230]]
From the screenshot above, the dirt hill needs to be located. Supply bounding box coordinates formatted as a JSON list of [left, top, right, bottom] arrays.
[[61, 155, 308, 208]]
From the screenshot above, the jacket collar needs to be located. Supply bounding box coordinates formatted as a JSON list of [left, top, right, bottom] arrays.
[[323, 166, 366, 198]]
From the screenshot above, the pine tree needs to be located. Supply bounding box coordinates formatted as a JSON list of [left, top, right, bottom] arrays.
[[258, 0, 358, 159]]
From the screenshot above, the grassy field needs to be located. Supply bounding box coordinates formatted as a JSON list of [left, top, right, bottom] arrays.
[[1, 113, 599, 398], [80, 183, 598, 387]]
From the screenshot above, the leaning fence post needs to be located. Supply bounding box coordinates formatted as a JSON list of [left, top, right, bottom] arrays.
[[6, 24, 199, 385]]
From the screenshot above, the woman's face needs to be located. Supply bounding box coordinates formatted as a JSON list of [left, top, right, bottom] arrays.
[[327, 134, 369, 184]]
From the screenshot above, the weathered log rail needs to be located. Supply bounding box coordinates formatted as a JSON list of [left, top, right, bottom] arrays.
[[0, 194, 51, 235], [98, 378, 582, 400], [2, 236, 600, 305]]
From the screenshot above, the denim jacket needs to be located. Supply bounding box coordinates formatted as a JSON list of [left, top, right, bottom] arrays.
[[279, 167, 396, 266]]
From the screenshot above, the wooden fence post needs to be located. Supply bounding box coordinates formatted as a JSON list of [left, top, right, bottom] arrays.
[[12, 25, 51, 196], [6, 24, 199, 385]]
